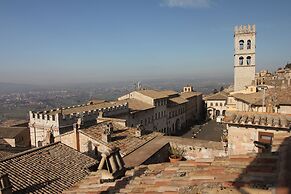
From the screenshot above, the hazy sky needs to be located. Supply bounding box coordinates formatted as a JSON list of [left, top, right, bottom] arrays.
[[0, 0, 291, 85]]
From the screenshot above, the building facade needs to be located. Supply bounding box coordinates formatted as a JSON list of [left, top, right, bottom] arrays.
[[234, 24, 256, 91], [117, 88, 202, 135], [204, 92, 228, 121]]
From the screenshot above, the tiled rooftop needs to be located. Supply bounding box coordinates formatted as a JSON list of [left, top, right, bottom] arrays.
[[0, 142, 96, 194], [232, 87, 291, 106], [0, 127, 28, 138], [136, 90, 169, 99], [117, 98, 154, 113], [179, 91, 202, 99], [79, 121, 164, 156], [64, 152, 279, 194], [169, 96, 188, 105], [204, 91, 229, 101], [47, 101, 127, 115], [223, 111, 291, 129]]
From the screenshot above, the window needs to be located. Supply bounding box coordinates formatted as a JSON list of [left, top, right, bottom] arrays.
[[215, 103, 218, 106], [158, 112, 161, 118], [247, 40, 251, 49], [239, 57, 244, 65], [210, 102, 213, 106], [239, 40, 244, 50], [246, 56, 251, 65], [220, 103, 223, 106], [155, 113, 157, 119]]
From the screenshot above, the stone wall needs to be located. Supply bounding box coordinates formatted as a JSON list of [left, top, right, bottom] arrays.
[[165, 137, 226, 160], [228, 124, 291, 156]]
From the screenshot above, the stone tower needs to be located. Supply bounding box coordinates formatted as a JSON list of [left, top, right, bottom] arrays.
[[234, 24, 256, 91]]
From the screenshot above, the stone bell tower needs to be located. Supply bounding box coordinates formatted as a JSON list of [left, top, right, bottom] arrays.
[[234, 24, 256, 91]]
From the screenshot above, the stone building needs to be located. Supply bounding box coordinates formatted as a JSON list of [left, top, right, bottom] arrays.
[[234, 24, 256, 91], [117, 88, 202, 135], [29, 87, 203, 147], [204, 91, 228, 121], [255, 66, 291, 88], [29, 100, 129, 147], [223, 111, 291, 156]]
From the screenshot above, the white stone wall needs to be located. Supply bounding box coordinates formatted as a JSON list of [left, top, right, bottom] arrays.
[[29, 111, 60, 147], [234, 66, 256, 91]]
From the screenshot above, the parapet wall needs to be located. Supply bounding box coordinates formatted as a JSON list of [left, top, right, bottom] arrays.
[[234, 24, 256, 34], [29, 102, 129, 127]]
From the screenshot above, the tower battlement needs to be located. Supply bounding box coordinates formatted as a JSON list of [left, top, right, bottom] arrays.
[[234, 24, 256, 34]]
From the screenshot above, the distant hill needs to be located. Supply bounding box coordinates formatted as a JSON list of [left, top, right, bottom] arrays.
[[0, 82, 40, 93]]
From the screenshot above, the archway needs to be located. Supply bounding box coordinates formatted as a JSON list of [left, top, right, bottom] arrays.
[[215, 110, 220, 117]]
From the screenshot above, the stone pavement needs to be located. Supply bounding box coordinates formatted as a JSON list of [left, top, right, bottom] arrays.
[[181, 120, 225, 142]]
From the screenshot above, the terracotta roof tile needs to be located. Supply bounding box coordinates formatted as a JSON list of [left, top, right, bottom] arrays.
[[79, 121, 163, 156], [65, 153, 279, 193], [223, 111, 291, 129], [0, 142, 96, 194], [204, 92, 228, 101]]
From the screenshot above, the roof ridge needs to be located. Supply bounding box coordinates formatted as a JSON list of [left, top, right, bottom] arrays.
[[0, 142, 61, 162]]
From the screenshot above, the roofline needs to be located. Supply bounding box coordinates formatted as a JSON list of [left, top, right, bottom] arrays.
[[0, 142, 61, 162], [223, 121, 290, 130]]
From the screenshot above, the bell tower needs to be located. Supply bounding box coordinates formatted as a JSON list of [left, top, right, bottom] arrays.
[[234, 24, 256, 91]]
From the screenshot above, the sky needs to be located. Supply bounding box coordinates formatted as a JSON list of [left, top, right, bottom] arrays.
[[0, 0, 291, 85]]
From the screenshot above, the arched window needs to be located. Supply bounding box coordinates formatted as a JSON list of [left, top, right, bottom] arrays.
[[239, 40, 244, 50], [247, 40, 251, 49], [247, 56, 251, 65], [239, 57, 244, 65]]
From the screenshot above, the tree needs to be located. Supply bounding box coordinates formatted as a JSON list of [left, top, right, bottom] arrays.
[[213, 89, 218, 94], [219, 86, 224, 92]]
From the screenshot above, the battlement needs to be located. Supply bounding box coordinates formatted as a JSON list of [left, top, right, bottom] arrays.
[[234, 24, 256, 34], [29, 102, 129, 123]]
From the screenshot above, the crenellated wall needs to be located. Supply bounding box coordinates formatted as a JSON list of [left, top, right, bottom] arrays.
[[29, 102, 129, 147]]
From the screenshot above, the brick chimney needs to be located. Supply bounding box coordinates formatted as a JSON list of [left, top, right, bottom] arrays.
[[73, 118, 81, 151], [0, 174, 12, 194], [101, 122, 113, 143]]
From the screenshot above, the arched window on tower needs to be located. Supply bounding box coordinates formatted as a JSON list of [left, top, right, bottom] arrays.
[[246, 56, 251, 65], [239, 40, 244, 50], [247, 40, 251, 49], [239, 57, 244, 65]]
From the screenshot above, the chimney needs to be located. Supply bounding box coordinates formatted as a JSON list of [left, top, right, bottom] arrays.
[[98, 111, 104, 118], [135, 124, 145, 137], [97, 147, 126, 183], [73, 123, 80, 151], [101, 123, 113, 143], [0, 174, 12, 194]]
